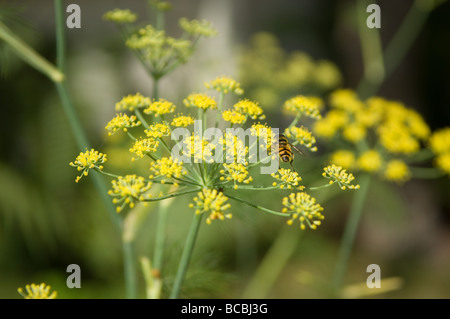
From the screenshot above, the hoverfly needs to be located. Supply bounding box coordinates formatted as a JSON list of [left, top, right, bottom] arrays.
[[277, 134, 305, 172]]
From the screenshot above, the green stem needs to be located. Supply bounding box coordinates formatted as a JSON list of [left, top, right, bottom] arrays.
[[383, 0, 434, 80], [355, 0, 385, 98], [215, 92, 225, 128], [332, 174, 371, 292], [288, 113, 302, 129], [0, 21, 64, 82], [134, 109, 150, 129], [242, 227, 302, 298], [308, 183, 334, 191], [226, 194, 289, 217], [356, 0, 434, 98], [54, 0, 135, 298], [222, 185, 280, 191], [122, 240, 137, 299], [169, 212, 203, 299], [153, 198, 172, 272], [148, 197, 174, 299], [153, 77, 160, 99], [142, 187, 201, 202]]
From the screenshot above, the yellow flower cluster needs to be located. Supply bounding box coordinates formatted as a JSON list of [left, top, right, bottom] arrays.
[[129, 138, 159, 161], [284, 126, 317, 152], [222, 109, 247, 125], [250, 123, 275, 153], [204, 76, 244, 95], [282, 192, 324, 230], [150, 0, 172, 11], [69, 148, 107, 183], [428, 127, 450, 175], [144, 98, 176, 117], [189, 189, 232, 224], [149, 157, 187, 181], [429, 127, 450, 154], [171, 114, 195, 127], [384, 159, 411, 184], [183, 93, 217, 110], [322, 164, 360, 190], [72, 74, 353, 231], [220, 163, 253, 189], [183, 135, 216, 163], [314, 89, 434, 184], [357, 150, 383, 173], [105, 113, 141, 136], [108, 175, 152, 212], [18, 283, 57, 299], [283, 95, 323, 120], [330, 150, 355, 169], [145, 122, 171, 138], [221, 133, 249, 164], [115, 92, 151, 111], [271, 168, 304, 190], [233, 99, 266, 121], [103, 9, 137, 24], [179, 18, 218, 37], [125, 23, 200, 70]]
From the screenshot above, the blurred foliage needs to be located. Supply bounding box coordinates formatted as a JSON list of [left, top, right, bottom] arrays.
[[238, 32, 342, 110]]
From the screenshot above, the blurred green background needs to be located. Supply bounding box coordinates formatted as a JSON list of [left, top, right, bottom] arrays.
[[0, 0, 449, 298]]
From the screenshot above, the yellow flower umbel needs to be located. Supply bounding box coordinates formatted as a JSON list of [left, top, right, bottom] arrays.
[[384, 159, 411, 184], [329, 89, 364, 113], [183, 135, 217, 164], [189, 189, 232, 224], [313, 109, 349, 139], [183, 93, 217, 110], [115, 92, 151, 111], [179, 18, 218, 37], [233, 99, 265, 121], [282, 192, 324, 230], [204, 76, 244, 95], [220, 163, 253, 189], [144, 98, 176, 117], [342, 123, 366, 144], [378, 121, 420, 154], [271, 168, 304, 190], [149, 157, 187, 182], [145, 122, 171, 138], [105, 113, 141, 136], [222, 109, 247, 125], [322, 164, 360, 190], [129, 138, 159, 161], [283, 95, 323, 120], [103, 9, 137, 24], [18, 283, 57, 299], [330, 150, 356, 170], [314, 90, 434, 184], [284, 126, 318, 152], [221, 132, 249, 164], [108, 175, 152, 212], [428, 127, 450, 175], [429, 127, 450, 155], [435, 153, 450, 175], [171, 114, 195, 127], [357, 150, 383, 173], [70, 149, 107, 183]]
